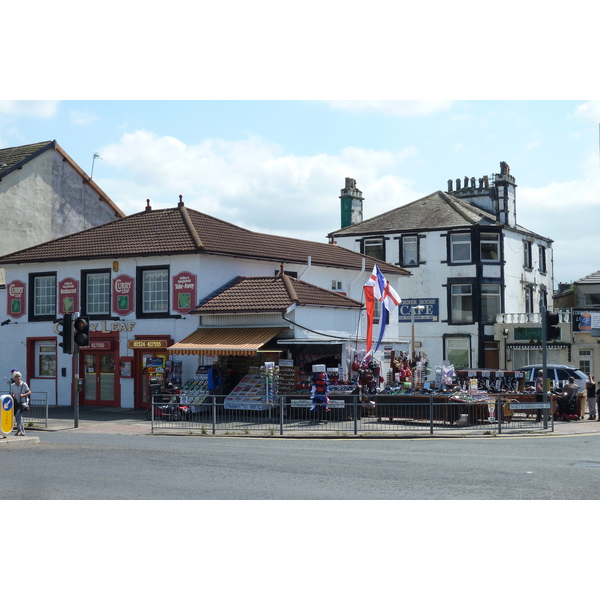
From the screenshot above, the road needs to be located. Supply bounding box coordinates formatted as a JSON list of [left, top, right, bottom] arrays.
[[2, 430, 600, 500]]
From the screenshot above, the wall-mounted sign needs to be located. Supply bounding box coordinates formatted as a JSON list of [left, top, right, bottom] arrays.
[[6, 280, 26, 318], [113, 275, 135, 316], [172, 271, 197, 315], [398, 298, 439, 322], [127, 340, 168, 350], [59, 277, 79, 314]]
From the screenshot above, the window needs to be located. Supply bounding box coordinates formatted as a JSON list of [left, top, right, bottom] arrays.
[[451, 283, 473, 323], [446, 337, 470, 369], [538, 245, 547, 274], [523, 240, 533, 269], [450, 233, 471, 263], [137, 267, 169, 317], [363, 238, 385, 261], [480, 232, 500, 262], [35, 341, 57, 377], [481, 283, 501, 323], [524, 286, 533, 313], [584, 293, 600, 306], [401, 235, 418, 267], [84, 271, 111, 316], [579, 350, 592, 376], [29, 272, 56, 320], [331, 280, 343, 291]]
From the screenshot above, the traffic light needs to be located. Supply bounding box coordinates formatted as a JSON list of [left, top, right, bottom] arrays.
[[546, 311, 560, 341], [73, 315, 90, 348], [58, 313, 74, 354]]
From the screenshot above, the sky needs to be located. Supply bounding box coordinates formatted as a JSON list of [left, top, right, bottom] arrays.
[[2, 99, 598, 287], [3, 3, 600, 292]]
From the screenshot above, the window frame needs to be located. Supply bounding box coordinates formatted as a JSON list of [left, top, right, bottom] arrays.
[[449, 279, 474, 325], [34, 340, 57, 378], [28, 271, 57, 321], [480, 232, 500, 263], [481, 282, 502, 324], [361, 237, 386, 262], [136, 265, 170, 318], [400, 234, 419, 268], [538, 244, 547, 274], [523, 240, 533, 270], [82, 269, 111, 318], [444, 335, 471, 369], [449, 232, 472, 264]]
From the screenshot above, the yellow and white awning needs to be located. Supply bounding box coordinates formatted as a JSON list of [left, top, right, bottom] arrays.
[[167, 327, 285, 356]]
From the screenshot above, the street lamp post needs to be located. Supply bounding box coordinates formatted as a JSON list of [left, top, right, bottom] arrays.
[[410, 305, 425, 360]]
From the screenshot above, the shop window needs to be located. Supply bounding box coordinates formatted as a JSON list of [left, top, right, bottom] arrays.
[[450, 233, 471, 263], [401, 235, 418, 267], [35, 341, 57, 377], [445, 337, 470, 369], [83, 270, 111, 317], [29, 272, 57, 320], [480, 232, 500, 262], [362, 238, 385, 261], [481, 283, 501, 323], [450, 283, 473, 324], [137, 266, 169, 318]]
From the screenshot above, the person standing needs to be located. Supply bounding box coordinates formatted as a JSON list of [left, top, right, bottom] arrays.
[[586, 375, 597, 420], [10, 371, 31, 436], [535, 369, 544, 422]]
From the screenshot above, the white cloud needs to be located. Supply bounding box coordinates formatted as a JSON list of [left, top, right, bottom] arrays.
[[574, 101, 600, 123], [0, 100, 59, 118], [323, 100, 453, 117], [97, 130, 419, 241], [518, 168, 600, 284], [70, 110, 99, 126]]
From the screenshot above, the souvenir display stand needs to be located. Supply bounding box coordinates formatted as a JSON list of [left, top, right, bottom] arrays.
[[224, 364, 280, 411], [180, 366, 210, 413]]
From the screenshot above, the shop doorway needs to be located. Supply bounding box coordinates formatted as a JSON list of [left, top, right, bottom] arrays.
[[80, 350, 118, 407], [141, 352, 168, 409]]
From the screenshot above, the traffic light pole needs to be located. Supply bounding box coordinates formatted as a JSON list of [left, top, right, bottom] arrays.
[[74, 345, 79, 428], [542, 306, 548, 428]]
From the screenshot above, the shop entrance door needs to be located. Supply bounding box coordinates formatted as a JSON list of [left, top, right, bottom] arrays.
[[81, 351, 117, 406]]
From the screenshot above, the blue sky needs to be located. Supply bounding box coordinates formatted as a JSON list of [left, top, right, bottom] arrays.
[[3, 3, 600, 290], [2, 99, 599, 287]]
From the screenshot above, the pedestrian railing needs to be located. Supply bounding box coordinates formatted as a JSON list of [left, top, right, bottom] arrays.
[[148, 394, 555, 435], [26, 392, 49, 428]]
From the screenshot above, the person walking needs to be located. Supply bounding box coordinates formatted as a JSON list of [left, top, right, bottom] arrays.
[[586, 375, 597, 420], [10, 371, 31, 436], [535, 369, 544, 422]]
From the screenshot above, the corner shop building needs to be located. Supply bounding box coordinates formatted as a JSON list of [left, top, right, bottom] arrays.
[[0, 198, 408, 409]]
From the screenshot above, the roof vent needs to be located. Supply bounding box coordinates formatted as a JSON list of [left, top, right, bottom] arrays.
[[145, 199, 152, 211]]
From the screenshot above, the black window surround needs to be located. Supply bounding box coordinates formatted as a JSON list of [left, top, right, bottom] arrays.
[[28, 271, 57, 322], [81, 268, 112, 319], [136, 265, 171, 319]]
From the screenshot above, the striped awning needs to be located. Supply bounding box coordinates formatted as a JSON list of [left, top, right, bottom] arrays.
[[167, 327, 285, 356]]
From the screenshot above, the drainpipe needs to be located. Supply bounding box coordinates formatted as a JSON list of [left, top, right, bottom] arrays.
[[298, 256, 312, 279]]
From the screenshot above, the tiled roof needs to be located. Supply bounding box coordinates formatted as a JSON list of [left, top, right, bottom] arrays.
[[0, 140, 125, 218], [575, 270, 600, 285], [0, 199, 409, 276], [329, 190, 500, 236], [193, 274, 363, 313], [0, 141, 53, 173]]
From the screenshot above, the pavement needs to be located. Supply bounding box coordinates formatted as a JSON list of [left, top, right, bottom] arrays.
[[2, 406, 600, 445]]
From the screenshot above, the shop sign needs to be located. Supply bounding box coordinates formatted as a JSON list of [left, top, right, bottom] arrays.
[[127, 340, 168, 350], [87, 341, 112, 351], [172, 271, 197, 315], [6, 280, 26, 318], [59, 277, 79, 314], [113, 275, 135, 316], [572, 308, 600, 333], [398, 298, 439, 322]]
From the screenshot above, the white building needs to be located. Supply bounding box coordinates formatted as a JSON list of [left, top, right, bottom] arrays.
[[0, 196, 408, 408], [0, 140, 124, 256], [328, 164, 554, 371]]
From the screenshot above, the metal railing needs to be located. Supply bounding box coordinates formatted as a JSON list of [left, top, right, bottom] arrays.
[[148, 394, 554, 435]]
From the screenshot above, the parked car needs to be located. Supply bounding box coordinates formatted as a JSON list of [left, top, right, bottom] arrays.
[[519, 364, 589, 392]]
